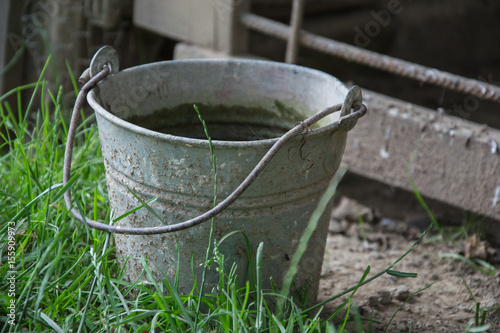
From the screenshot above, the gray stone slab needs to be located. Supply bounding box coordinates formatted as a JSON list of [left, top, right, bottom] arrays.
[[343, 90, 500, 221]]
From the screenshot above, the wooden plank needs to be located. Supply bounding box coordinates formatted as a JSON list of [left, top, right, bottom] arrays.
[[134, 0, 216, 48], [133, 0, 249, 53]]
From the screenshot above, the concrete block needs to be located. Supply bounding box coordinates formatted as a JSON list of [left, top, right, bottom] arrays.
[[343, 90, 500, 221], [134, 0, 215, 48]]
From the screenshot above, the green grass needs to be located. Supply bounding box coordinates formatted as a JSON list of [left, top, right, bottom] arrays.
[[0, 58, 444, 332]]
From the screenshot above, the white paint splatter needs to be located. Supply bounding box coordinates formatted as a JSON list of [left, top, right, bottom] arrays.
[[489, 139, 498, 154], [380, 148, 389, 159], [380, 125, 391, 159], [493, 186, 500, 208]]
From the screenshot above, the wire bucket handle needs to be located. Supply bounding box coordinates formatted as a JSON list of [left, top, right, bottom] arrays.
[[63, 46, 367, 235]]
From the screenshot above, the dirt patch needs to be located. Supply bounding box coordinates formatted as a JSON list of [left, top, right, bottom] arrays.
[[318, 197, 500, 332]]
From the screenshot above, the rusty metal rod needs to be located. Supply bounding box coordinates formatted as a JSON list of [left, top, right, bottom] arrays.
[[63, 65, 111, 230], [285, 0, 305, 64], [240, 12, 500, 104]]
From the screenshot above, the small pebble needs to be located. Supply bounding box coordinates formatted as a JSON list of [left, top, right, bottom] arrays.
[[380, 218, 398, 228], [363, 241, 378, 251], [378, 290, 392, 305], [408, 260, 422, 268], [393, 285, 410, 301], [458, 305, 474, 313], [367, 295, 379, 307], [369, 251, 383, 259]]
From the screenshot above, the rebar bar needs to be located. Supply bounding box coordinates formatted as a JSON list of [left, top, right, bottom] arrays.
[[240, 12, 500, 104], [285, 0, 305, 64]]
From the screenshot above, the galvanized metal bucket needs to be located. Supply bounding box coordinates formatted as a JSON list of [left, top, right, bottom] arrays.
[[66, 46, 365, 302]]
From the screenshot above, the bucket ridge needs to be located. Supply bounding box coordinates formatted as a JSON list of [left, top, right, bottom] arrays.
[[105, 162, 334, 213]]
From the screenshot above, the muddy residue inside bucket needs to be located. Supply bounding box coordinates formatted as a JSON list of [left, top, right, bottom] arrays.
[[124, 102, 311, 141]]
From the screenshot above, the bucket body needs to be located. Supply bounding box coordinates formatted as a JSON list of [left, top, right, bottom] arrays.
[[87, 59, 357, 301]]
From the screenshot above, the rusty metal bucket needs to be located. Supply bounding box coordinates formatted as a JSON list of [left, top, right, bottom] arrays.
[[67, 46, 365, 302]]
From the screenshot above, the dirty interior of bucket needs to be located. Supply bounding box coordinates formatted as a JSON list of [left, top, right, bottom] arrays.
[[125, 102, 309, 141], [89, 59, 347, 142]]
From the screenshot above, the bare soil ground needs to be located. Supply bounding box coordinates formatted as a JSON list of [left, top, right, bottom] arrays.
[[318, 197, 500, 332]]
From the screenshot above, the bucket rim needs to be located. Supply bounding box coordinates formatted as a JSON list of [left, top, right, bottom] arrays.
[[87, 58, 351, 149]]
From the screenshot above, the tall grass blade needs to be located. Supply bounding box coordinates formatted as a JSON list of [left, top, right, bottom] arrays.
[[408, 138, 442, 233], [255, 242, 264, 330], [409, 176, 442, 233], [0, 42, 26, 79], [439, 253, 496, 276], [337, 266, 370, 332], [24, 55, 51, 122], [127, 188, 163, 223], [11, 183, 65, 221], [277, 168, 346, 316], [143, 258, 196, 330], [111, 197, 158, 223], [468, 325, 491, 333], [386, 270, 418, 278], [40, 312, 63, 333], [192, 104, 219, 331]]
